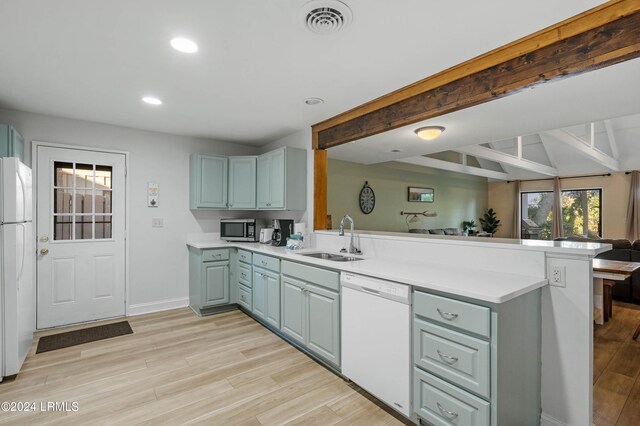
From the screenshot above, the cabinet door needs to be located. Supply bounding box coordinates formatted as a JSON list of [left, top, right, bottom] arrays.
[[256, 154, 271, 208], [306, 284, 340, 366], [267, 149, 285, 209], [0, 124, 24, 160], [265, 271, 280, 329], [252, 268, 267, 320], [281, 276, 306, 344], [191, 154, 228, 209], [228, 157, 256, 209], [203, 261, 229, 306]]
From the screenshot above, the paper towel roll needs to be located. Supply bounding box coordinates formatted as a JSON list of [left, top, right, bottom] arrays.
[[294, 222, 306, 235]]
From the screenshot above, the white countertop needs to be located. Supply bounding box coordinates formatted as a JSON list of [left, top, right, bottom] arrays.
[[187, 240, 548, 304]]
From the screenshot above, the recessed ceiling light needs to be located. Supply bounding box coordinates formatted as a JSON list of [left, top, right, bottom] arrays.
[[170, 37, 198, 53], [142, 96, 163, 105], [415, 126, 445, 141], [304, 97, 324, 105]]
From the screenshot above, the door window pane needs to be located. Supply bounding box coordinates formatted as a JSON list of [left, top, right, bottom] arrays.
[[75, 163, 94, 188], [53, 161, 113, 241]]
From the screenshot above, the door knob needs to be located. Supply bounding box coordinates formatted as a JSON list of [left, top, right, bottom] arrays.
[[40, 248, 49, 255]]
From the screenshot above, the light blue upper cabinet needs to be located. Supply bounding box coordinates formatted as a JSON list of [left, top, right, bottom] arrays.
[[256, 147, 306, 210], [0, 124, 24, 162], [228, 156, 256, 210], [190, 154, 228, 209]]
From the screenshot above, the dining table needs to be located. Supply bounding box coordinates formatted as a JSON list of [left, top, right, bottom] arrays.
[[592, 258, 640, 325]]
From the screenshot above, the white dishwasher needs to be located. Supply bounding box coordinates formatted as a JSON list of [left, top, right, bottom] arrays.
[[341, 272, 411, 417]]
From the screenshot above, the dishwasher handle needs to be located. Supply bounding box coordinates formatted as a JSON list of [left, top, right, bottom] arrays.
[[361, 286, 380, 295]]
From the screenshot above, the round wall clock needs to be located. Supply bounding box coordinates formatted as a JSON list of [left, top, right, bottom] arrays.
[[359, 181, 375, 214]]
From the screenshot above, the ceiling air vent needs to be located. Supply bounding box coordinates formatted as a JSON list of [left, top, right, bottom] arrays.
[[301, 0, 353, 35]]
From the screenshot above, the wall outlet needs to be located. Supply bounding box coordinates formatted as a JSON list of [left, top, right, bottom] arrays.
[[152, 218, 164, 228], [550, 265, 566, 287]]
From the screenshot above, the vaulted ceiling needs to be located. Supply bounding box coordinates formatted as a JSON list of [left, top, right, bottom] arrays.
[[328, 57, 640, 180]]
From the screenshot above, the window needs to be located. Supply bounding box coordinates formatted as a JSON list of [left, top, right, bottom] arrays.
[[520, 189, 602, 240], [53, 162, 113, 240]]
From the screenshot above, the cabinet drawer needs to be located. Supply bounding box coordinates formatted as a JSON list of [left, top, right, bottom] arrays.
[[414, 368, 490, 426], [238, 284, 252, 311], [238, 249, 252, 264], [281, 261, 339, 292], [202, 249, 230, 262], [238, 263, 252, 287], [253, 253, 280, 273], [414, 291, 490, 338], [414, 318, 490, 398]]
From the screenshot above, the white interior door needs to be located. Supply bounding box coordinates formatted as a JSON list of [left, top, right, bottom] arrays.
[[36, 146, 126, 329]]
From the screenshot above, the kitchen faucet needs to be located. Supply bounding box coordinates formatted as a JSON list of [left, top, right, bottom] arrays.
[[338, 214, 361, 254]]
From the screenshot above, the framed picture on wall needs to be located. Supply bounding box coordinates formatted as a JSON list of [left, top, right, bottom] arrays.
[[408, 187, 434, 202]]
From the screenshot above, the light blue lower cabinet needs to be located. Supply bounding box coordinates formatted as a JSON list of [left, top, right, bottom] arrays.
[[414, 367, 490, 426], [203, 261, 230, 306], [252, 267, 280, 329], [412, 288, 541, 426], [189, 247, 231, 315], [281, 276, 306, 345], [280, 264, 340, 368], [414, 318, 490, 398], [238, 283, 252, 311], [306, 284, 340, 367]]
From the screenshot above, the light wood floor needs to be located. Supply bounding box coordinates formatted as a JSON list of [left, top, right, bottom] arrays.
[[0, 308, 408, 426], [594, 301, 640, 426]]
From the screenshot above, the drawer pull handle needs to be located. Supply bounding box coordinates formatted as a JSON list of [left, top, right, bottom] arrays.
[[261, 261, 267, 266], [437, 308, 458, 321], [437, 350, 459, 364], [437, 402, 459, 420], [241, 273, 246, 279]]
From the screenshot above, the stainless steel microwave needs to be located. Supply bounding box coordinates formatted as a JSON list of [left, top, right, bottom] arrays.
[[220, 218, 266, 242]]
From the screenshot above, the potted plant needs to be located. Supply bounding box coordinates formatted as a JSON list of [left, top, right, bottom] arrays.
[[462, 220, 477, 236], [479, 208, 501, 235]]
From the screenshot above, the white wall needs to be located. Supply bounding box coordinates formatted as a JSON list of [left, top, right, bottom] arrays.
[[0, 108, 257, 310]]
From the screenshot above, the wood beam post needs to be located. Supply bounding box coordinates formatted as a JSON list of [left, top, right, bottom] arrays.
[[313, 149, 328, 230]]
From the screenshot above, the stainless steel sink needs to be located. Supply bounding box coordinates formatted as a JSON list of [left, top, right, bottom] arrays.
[[298, 252, 363, 262]]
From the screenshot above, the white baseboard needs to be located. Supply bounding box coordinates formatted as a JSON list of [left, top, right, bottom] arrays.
[[540, 413, 569, 426], [127, 297, 189, 316]]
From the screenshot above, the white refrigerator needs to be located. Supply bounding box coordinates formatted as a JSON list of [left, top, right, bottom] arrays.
[[0, 157, 35, 381]]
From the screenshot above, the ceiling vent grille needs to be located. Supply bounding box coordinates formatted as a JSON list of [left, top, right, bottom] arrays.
[[301, 0, 353, 35]]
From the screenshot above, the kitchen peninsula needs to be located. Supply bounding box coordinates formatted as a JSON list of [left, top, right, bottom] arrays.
[[188, 231, 609, 425]]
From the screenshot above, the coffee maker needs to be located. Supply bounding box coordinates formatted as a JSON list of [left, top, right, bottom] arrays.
[[271, 219, 294, 246]]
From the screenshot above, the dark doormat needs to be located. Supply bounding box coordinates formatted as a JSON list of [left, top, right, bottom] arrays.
[[36, 321, 133, 354]]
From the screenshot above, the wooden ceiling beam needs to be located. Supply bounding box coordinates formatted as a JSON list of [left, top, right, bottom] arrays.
[[312, 1, 640, 149]]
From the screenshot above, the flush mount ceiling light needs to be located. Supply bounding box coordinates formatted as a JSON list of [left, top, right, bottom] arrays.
[[300, 0, 353, 35], [415, 126, 445, 141], [142, 96, 163, 105], [170, 37, 198, 53], [304, 97, 324, 105]]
